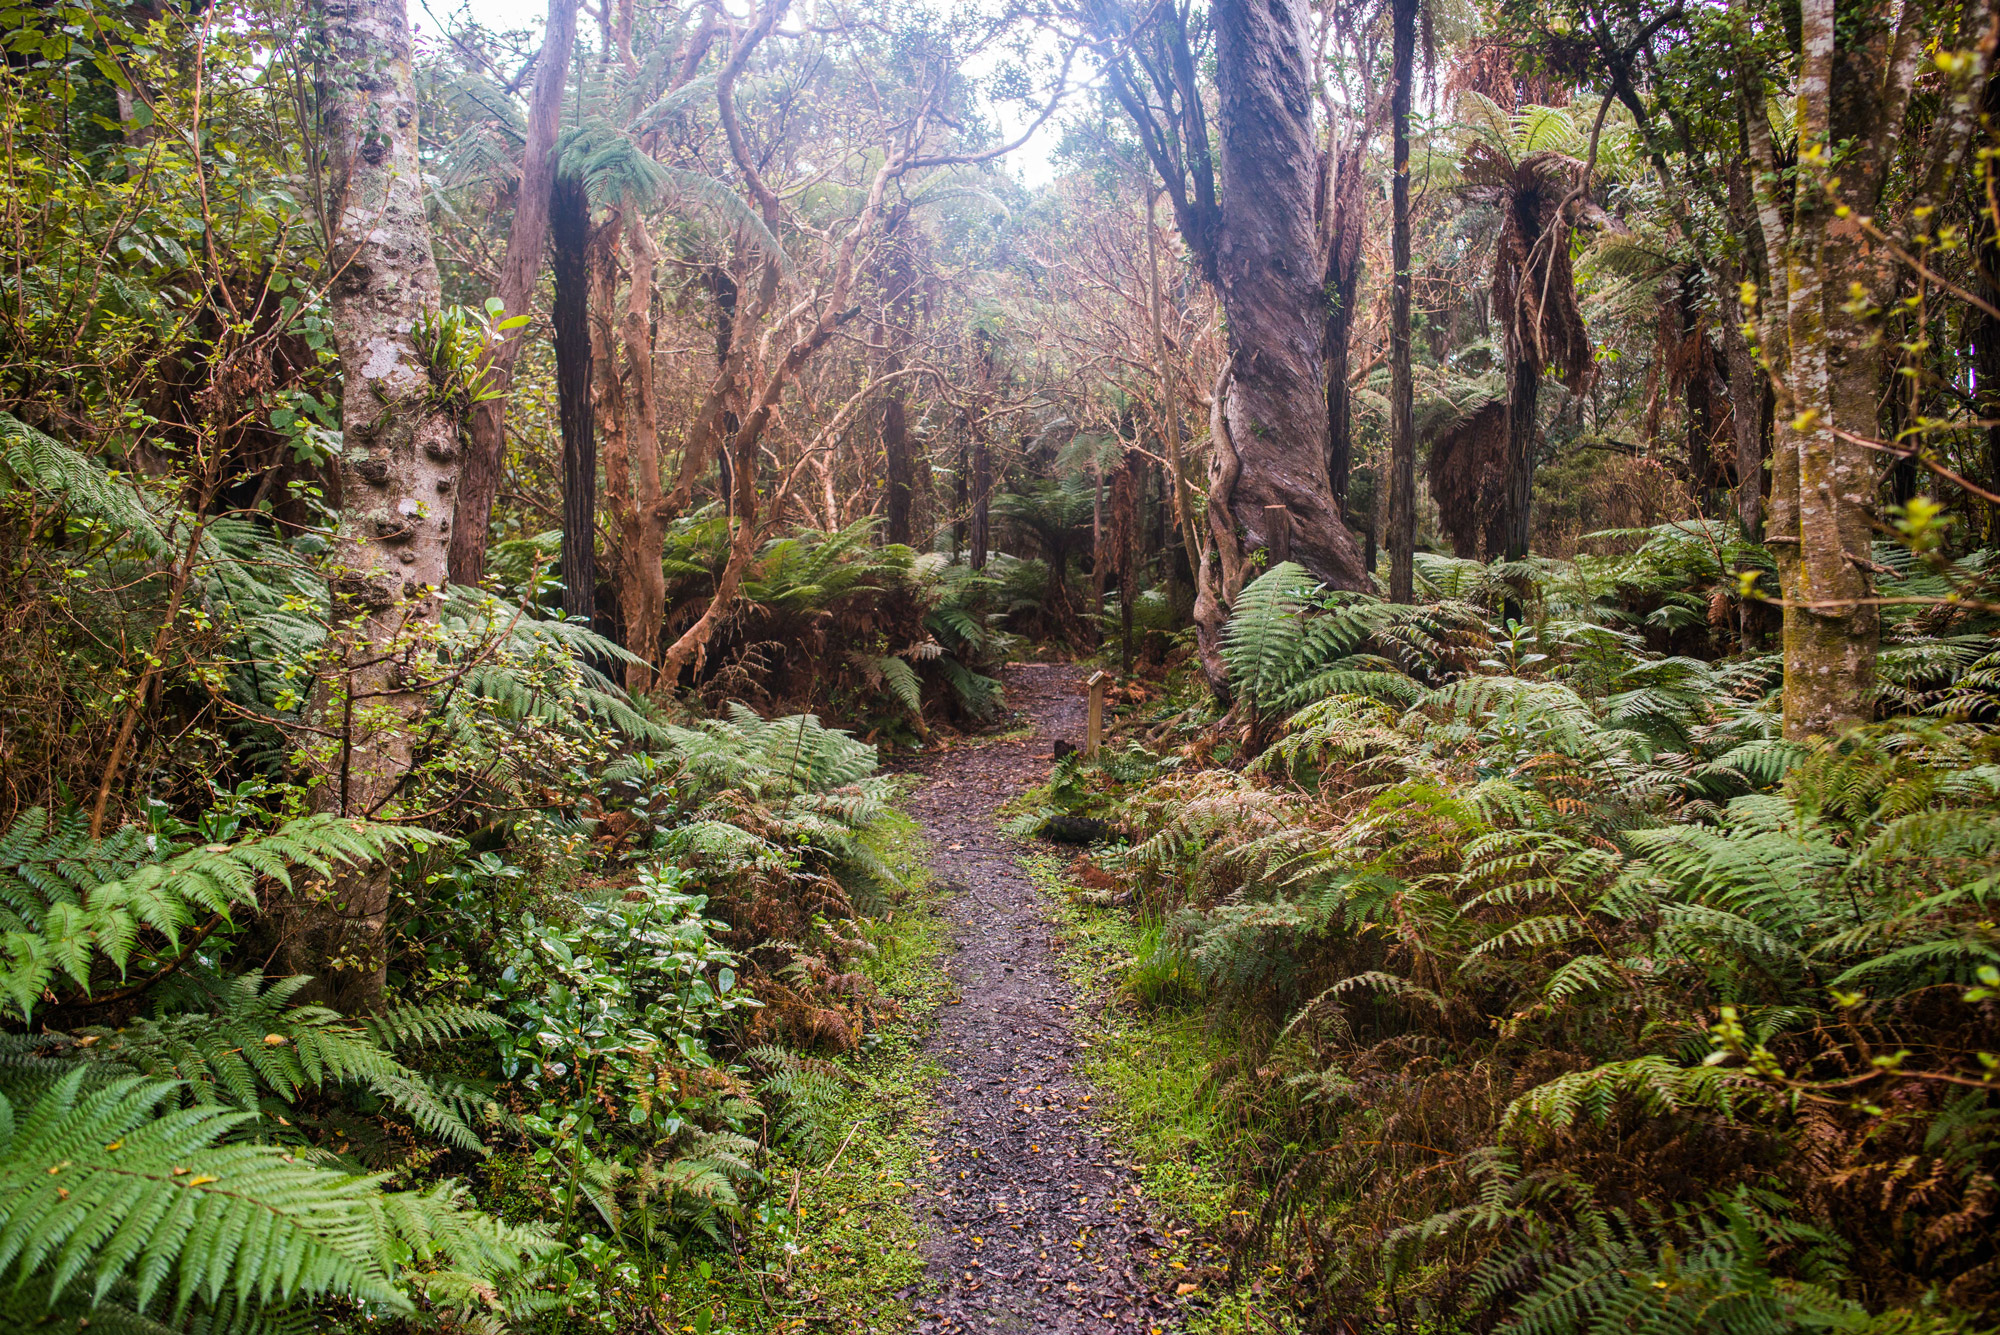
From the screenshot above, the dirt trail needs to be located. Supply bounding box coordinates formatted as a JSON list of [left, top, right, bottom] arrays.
[[898, 663, 1179, 1334]]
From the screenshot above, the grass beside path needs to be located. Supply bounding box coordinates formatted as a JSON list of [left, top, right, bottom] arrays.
[[1024, 852, 1299, 1335]]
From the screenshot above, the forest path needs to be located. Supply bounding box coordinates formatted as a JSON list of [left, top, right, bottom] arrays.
[[896, 663, 1179, 1335]]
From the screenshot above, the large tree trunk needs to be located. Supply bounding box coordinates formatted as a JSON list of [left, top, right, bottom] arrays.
[[1754, 0, 1944, 738], [1385, 0, 1417, 601], [879, 243, 919, 546], [1207, 0, 1368, 592], [307, 0, 457, 1012], [620, 222, 666, 687], [1770, 221, 1879, 738], [447, 0, 576, 586], [551, 173, 596, 626]]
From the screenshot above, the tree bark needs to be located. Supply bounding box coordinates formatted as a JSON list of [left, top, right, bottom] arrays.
[[1092, 0, 1367, 693], [1770, 207, 1879, 737], [1323, 139, 1366, 514], [447, 0, 576, 586], [551, 172, 596, 626], [307, 0, 457, 1012], [1386, 0, 1417, 601], [1749, 0, 1972, 738], [1976, 70, 2000, 542], [1501, 357, 1539, 561], [969, 431, 991, 570], [882, 395, 915, 546], [879, 239, 920, 546], [1208, 0, 1369, 593], [1194, 362, 1251, 689], [952, 429, 968, 560], [596, 212, 668, 692]]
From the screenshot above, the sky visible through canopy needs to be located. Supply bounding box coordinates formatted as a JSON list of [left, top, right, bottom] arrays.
[[420, 0, 1071, 184]]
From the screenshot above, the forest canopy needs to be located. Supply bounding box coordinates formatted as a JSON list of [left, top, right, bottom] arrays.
[[1, 0, 1998, 1327]]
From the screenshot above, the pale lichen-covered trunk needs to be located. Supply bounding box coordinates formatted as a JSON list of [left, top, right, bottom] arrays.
[[1768, 197, 1880, 739], [306, 0, 457, 1010], [1747, 0, 1997, 736], [1752, 0, 1896, 739]]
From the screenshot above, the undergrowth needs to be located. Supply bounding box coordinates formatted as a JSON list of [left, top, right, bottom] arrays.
[[1027, 547, 2000, 1333], [743, 803, 953, 1334]]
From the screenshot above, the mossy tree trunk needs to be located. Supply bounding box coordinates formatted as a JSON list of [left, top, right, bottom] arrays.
[[1738, 0, 1989, 738]]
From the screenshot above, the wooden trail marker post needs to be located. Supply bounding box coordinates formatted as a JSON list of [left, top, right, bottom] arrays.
[[1086, 670, 1108, 757]]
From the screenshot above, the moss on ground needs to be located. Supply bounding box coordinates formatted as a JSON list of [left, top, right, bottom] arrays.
[[702, 801, 952, 1334], [1023, 852, 1299, 1335]]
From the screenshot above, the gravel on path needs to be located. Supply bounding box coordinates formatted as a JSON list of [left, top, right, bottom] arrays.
[[897, 662, 1182, 1335]]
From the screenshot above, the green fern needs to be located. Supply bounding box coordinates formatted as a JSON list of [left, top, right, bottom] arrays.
[[1221, 562, 1319, 708], [745, 1044, 849, 1163], [48, 973, 503, 1156], [0, 812, 434, 1020], [0, 1069, 547, 1326]]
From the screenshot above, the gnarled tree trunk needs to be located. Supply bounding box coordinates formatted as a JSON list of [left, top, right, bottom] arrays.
[[1208, 0, 1368, 592]]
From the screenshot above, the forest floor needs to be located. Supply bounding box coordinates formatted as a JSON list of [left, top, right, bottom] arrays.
[[896, 663, 1185, 1335]]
